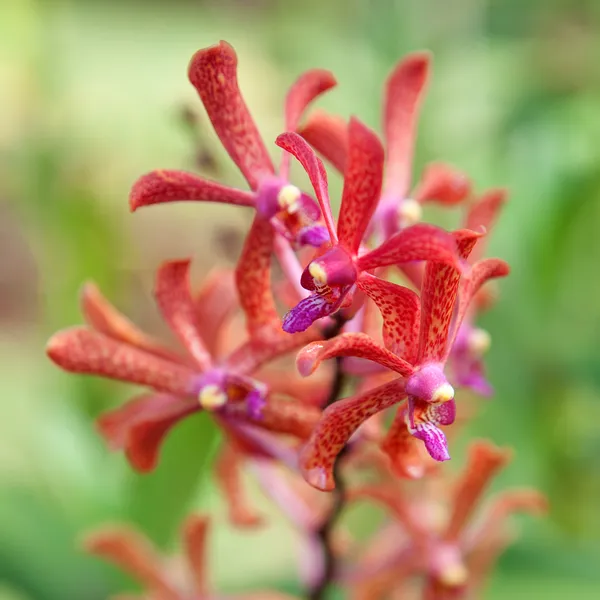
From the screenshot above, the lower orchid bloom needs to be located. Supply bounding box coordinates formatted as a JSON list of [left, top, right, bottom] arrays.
[[295, 229, 510, 490], [130, 40, 336, 248], [275, 120, 464, 333], [84, 514, 301, 600]]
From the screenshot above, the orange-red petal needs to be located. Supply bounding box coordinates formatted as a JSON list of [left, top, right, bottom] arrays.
[[297, 109, 348, 173]]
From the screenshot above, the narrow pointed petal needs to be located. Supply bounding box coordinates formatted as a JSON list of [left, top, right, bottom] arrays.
[[80, 282, 181, 363], [182, 514, 211, 596], [155, 260, 212, 369], [282, 293, 337, 334], [297, 333, 414, 378], [214, 443, 263, 528], [298, 109, 348, 173], [336, 118, 385, 253], [466, 188, 508, 262], [381, 409, 427, 479], [188, 41, 274, 189], [413, 163, 471, 206], [129, 170, 255, 212], [47, 328, 198, 396], [276, 131, 337, 243], [356, 223, 460, 272], [383, 52, 430, 198], [299, 378, 407, 490], [82, 527, 178, 599], [235, 215, 279, 334], [417, 229, 483, 363], [96, 394, 197, 472], [357, 273, 421, 362], [444, 440, 512, 541]]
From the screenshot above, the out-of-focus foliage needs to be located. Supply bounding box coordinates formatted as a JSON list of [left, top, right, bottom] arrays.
[[0, 0, 599, 598]]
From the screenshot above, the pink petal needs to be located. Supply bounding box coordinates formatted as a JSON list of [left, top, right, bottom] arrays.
[[383, 52, 430, 199], [297, 333, 414, 378], [356, 223, 460, 272], [129, 170, 255, 212], [47, 328, 198, 396], [413, 162, 471, 206], [182, 514, 211, 595], [336, 117, 385, 253], [155, 260, 212, 369], [357, 273, 421, 363], [466, 188, 508, 262], [299, 378, 407, 490], [97, 393, 197, 472], [188, 41, 274, 189], [298, 109, 348, 173], [276, 131, 337, 243], [235, 215, 279, 334], [80, 282, 182, 363]]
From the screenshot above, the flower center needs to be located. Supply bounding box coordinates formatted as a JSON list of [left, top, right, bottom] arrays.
[[198, 384, 227, 410], [277, 184, 302, 214], [467, 327, 491, 356], [398, 198, 422, 227]]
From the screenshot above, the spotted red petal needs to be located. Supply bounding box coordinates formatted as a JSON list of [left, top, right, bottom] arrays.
[[298, 109, 348, 173], [383, 52, 430, 198], [235, 215, 278, 334], [47, 328, 198, 396], [336, 118, 385, 253], [276, 131, 337, 242], [357, 273, 421, 362], [297, 333, 414, 379], [299, 378, 407, 490], [129, 170, 255, 212], [154, 260, 212, 369], [356, 223, 460, 273], [96, 393, 197, 472], [182, 514, 210, 595], [80, 282, 181, 363], [188, 41, 274, 189], [82, 527, 178, 599], [466, 188, 508, 262], [417, 229, 483, 363], [413, 163, 471, 206]]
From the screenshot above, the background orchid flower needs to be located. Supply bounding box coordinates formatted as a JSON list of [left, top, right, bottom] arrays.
[[275, 120, 463, 333], [83, 514, 301, 600], [130, 40, 336, 248], [295, 229, 510, 489], [298, 52, 471, 239]]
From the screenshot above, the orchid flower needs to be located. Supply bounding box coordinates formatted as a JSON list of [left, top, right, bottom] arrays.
[[130, 41, 336, 248], [46, 217, 321, 474], [84, 514, 301, 600], [295, 229, 510, 489], [298, 53, 471, 239], [275, 119, 463, 333]]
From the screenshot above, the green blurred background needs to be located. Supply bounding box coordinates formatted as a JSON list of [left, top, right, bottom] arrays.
[[1, 0, 600, 598]]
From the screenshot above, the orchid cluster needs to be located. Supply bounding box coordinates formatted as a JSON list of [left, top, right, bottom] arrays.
[[47, 41, 546, 599]]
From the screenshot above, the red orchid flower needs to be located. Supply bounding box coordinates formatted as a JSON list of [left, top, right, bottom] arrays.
[[84, 514, 301, 600], [295, 229, 510, 490], [130, 40, 336, 248], [298, 53, 471, 239], [347, 441, 548, 600], [46, 217, 320, 474], [275, 119, 464, 333]]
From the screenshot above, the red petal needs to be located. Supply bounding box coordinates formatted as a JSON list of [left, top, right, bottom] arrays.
[[188, 41, 274, 189], [297, 333, 414, 379], [466, 188, 508, 262], [235, 215, 279, 334], [80, 282, 181, 363], [47, 328, 198, 396], [336, 118, 384, 253], [82, 527, 178, 598], [357, 273, 421, 363], [383, 52, 430, 199], [155, 260, 212, 369], [444, 440, 512, 541], [356, 223, 459, 273], [298, 109, 348, 173], [413, 163, 471, 206], [97, 393, 197, 472], [129, 170, 255, 212], [417, 229, 483, 363], [182, 514, 211, 594], [276, 131, 337, 243], [299, 378, 406, 490]]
